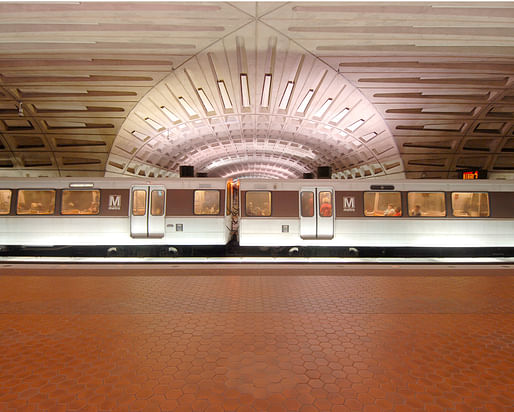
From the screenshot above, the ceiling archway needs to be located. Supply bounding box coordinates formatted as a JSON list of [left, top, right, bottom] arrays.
[[0, 2, 513, 179], [108, 20, 400, 179]]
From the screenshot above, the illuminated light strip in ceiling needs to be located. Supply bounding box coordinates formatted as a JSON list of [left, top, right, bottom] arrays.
[[297, 89, 314, 113], [160, 106, 180, 122], [314, 98, 333, 118], [201, 147, 315, 170], [240, 74, 250, 108], [331, 108, 350, 123], [131, 130, 148, 140], [178, 97, 197, 117], [222, 168, 294, 179], [347, 119, 365, 132], [144, 117, 164, 131], [360, 132, 377, 142], [197, 88, 215, 113], [261, 74, 272, 108], [203, 152, 312, 171], [279, 81, 294, 110], [217, 80, 233, 110]]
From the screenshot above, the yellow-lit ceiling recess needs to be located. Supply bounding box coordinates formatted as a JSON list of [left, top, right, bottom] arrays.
[[0, 2, 513, 179]]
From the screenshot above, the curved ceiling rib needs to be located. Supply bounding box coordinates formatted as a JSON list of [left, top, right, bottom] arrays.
[[108, 21, 401, 179]]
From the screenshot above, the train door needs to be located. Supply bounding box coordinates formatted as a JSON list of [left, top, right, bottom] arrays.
[[130, 185, 166, 238], [300, 187, 334, 240]]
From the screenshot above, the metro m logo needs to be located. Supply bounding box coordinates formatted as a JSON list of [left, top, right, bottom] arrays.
[[108, 195, 121, 210], [343, 196, 355, 212]]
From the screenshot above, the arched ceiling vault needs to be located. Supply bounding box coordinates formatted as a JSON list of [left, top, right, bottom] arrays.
[[0, 2, 513, 180]]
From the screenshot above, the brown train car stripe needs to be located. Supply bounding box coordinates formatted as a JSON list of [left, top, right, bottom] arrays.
[[166, 189, 225, 217], [241, 190, 299, 218]]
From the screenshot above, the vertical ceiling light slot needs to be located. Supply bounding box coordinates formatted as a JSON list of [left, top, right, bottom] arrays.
[[261, 73, 272, 108], [240, 74, 250, 108], [131, 130, 148, 140], [347, 119, 365, 132], [297, 89, 314, 113], [178, 97, 197, 117], [361, 132, 377, 142], [160, 106, 180, 122], [144, 117, 164, 131], [279, 81, 294, 110], [314, 98, 333, 118], [197, 88, 215, 113], [217, 80, 233, 110], [331, 108, 350, 124]]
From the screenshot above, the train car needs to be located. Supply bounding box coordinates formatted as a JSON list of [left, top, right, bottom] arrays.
[[0, 177, 232, 255], [238, 179, 514, 254]]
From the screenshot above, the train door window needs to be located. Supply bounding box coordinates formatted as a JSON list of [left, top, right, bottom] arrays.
[[452, 193, 490, 217], [301, 191, 314, 217], [61, 190, 100, 215], [0, 190, 11, 214], [17, 190, 56, 215], [319, 191, 332, 217], [194, 190, 220, 215], [407, 192, 446, 217], [132, 190, 147, 216], [151, 190, 165, 216], [364, 192, 402, 216], [246, 191, 271, 217]]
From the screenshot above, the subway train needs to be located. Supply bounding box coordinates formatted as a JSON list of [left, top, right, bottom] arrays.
[[0, 176, 513, 257]]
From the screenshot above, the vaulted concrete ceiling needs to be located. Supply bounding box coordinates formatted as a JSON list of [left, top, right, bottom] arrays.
[[0, 1, 513, 179]]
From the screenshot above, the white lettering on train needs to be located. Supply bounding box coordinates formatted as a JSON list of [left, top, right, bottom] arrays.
[[343, 196, 355, 212], [108, 195, 121, 210]]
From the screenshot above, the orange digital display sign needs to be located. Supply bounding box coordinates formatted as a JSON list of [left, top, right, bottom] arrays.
[[460, 169, 487, 180]]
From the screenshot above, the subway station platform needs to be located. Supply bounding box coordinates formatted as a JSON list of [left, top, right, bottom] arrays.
[[0, 264, 513, 412]]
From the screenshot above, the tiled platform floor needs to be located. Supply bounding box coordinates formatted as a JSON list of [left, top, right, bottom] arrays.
[[0, 264, 513, 411]]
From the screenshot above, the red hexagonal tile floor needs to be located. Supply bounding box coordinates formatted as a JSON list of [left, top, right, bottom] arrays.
[[0, 263, 513, 411]]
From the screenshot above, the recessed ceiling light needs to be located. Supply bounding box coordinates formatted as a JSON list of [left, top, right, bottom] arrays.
[[331, 108, 350, 123], [261, 74, 272, 108], [314, 98, 333, 118], [178, 97, 197, 117], [144, 117, 164, 131], [217, 80, 233, 110], [279, 81, 294, 110], [347, 119, 365, 132], [160, 106, 180, 122], [360, 132, 377, 142], [197, 88, 215, 113], [240, 74, 250, 108], [131, 130, 148, 140], [297, 89, 314, 113]]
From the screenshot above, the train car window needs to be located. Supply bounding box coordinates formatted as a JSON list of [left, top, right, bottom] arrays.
[[194, 190, 220, 215], [0, 190, 11, 214], [364, 192, 402, 216], [301, 192, 314, 217], [151, 190, 165, 216], [246, 191, 271, 217], [319, 191, 333, 217], [61, 190, 100, 215], [17, 190, 56, 215], [451, 193, 490, 217], [132, 190, 147, 216], [407, 192, 446, 217]]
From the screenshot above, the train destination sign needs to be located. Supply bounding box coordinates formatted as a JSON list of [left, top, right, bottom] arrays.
[[459, 169, 488, 180]]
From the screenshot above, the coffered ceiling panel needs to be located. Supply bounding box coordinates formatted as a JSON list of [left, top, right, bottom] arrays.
[[0, 1, 513, 179]]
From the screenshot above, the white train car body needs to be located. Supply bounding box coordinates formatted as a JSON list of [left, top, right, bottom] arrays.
[[0, 178, 232, 247], [238, 179, 514, 248]]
